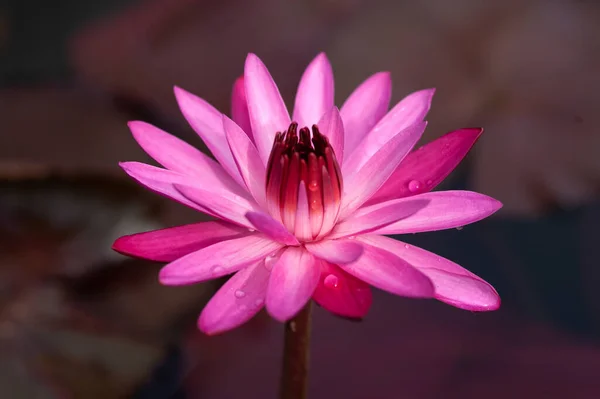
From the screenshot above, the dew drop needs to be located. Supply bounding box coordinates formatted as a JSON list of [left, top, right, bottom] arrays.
[[264, 254, 277, 270], [310, 199, 320, 210], [308, 181, 319, 191], [254, 298, 264, 307], [323, 274, 339, 289], [404, 244, 410, 249], [407, 180, 422, 193], [248, 228, 256, 232], [456, 226, 463, 231], [211, 266, 225, 275], [235, 290, 246, 298]]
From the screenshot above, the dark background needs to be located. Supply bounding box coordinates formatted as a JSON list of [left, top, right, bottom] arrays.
[[1, 0, 599, 397]]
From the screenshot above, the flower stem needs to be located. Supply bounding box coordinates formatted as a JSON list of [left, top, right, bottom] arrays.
[[279, 301, 312, 399]]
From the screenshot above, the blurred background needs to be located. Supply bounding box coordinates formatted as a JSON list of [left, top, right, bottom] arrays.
[[1, 0, 599, 397]]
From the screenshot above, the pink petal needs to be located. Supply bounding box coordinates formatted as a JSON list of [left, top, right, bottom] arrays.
[[293, 53, 334, 129], [112, 221, 248, 262], [312, 262, 372, 319], [245, 211, 299, 246], [359, 235, 500, 311], [367, 128, 484, 205], [159, 234, 282, 285], [343, 89, 434, 174], [317, 107, 345, 164], [198, 260, 270, 335], [266, 247, 321, 322], [373, 191, 502, 235], [244, 53, 291, 164], [174, 184, 259, 229], [223, 115, 266, 206], [340, 121, 427, 218], [128, 121, 242, 189], [173, 86, 244, 186], [329, 197, 429, 239], [231, 76, 252, 140], [341, 237, 435, 298], [340, 72, 392, 157], [119, 161, 212, 214], [304, 239, 364, 265]]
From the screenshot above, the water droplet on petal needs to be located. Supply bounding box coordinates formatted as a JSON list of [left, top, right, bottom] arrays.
[[323, 274, 339, 289], [310, 199, 320, 210], [404, 244, 410, 249], [235, 290, 246, 298], [264, 255, 277, 270], [456, 226, 463, 231], [211, 266, 225, 275], [407, 180, 422, 193], [254, 299, 264, 307], [308, 181, 319, 191], [347, 236, 356, 240], [248, 228, 256, 232]]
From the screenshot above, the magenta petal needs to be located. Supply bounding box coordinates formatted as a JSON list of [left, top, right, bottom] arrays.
[[330, 197, 429, 239], [245, 212, 299, 246], [340, 72, 392, 157], [120, 162, 212, 214], [360, 235, 500, 311], [341, 237, 435, 298], [198, 260, 270, 335], [317, 107, 345, 164], [244, 53, 291, 164], [304, 239, 364, 264], [367, 128, 484, 205], [174, 184, 258, 229], [159, 234, 282, 285], [293, 53, 335, 129], [373, 191, 502, 235], [344, 88, 434, 173], [173, 87, 245, 186], [112, 221, 247, 262], [223, 116, 266, 206], [231, 76, 253, 140], [266, 247, 320, 322], [312, 262, 372, 319], [340, 121, 427, 218]]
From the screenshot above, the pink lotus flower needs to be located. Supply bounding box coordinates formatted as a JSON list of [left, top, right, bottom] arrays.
[[113, 53, 501, 335]]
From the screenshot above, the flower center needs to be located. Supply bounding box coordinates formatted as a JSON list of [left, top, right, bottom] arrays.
[[265, 122, 343, 241]]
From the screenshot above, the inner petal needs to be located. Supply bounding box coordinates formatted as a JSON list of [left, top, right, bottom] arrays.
[[265, 122, 343, 241]]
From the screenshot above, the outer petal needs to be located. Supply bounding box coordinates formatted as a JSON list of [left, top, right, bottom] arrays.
[[340, 238, 435, 298], [373, 191, 502, 235], [159, 234, 282, 285], [329, 197, 429, 239], [266, 247, 321, 322], [293, 53, 335, 129], [174, 184, 259, 229], [198, 260, 270, 335], [244, 53, 291, 165], [343, 89, 434, 173], [112, 221, 247, 262], [312, 262, 372, 319], [128, 121, 242, 191], [231, 77, 252, 139], [340, 121, 427, 218], [359, 235, 500, 311], [367, 128, 484, 205], [340, 72, 392, 156], [120, 162, 212, 214], [304, 239, 364, 265], [223, 116, 266, 206], [173, 87, 245, 186], [317, 107, 345, 164], [245, 212, 299, 246]]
